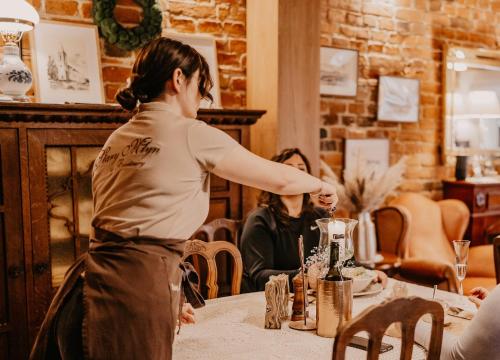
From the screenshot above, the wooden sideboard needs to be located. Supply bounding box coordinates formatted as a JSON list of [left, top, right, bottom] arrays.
[[0, 102, 263, 360], [443, 180, 500, 246]]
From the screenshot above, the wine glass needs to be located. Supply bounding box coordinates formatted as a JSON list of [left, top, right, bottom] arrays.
[[452, 240, 470, 296]]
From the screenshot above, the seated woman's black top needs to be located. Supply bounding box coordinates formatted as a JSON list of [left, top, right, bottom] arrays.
[[240, 206, 328, 292]]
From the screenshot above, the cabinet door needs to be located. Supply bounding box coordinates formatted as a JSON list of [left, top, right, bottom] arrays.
[[27, 129, 113, 341], [0, 129, 28, 359]]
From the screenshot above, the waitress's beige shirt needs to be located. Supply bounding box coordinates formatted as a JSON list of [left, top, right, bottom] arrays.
[[91, 102, 239, 240]]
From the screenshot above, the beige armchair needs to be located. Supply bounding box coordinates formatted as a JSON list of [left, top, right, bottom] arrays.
[[375, 193, 497, 293]]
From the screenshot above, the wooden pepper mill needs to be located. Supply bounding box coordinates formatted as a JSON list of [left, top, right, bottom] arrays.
[[291, 273, 308, 321]]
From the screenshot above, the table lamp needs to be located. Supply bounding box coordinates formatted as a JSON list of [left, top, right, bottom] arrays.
[[0, 0, 39, 101]]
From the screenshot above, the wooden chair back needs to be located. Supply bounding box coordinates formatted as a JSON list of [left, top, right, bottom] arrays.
[[183, 239, 243, 299], [332, 296, 444, 360], [494, 235, 500, 284], [373, 206, 410, 259], [192, 218, 242, 247]]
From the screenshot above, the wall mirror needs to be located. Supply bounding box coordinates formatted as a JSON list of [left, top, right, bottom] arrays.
[[443, 46, 500, 164]]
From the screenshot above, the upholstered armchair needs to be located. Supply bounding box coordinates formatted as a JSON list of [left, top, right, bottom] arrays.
[[374, 193, 497, 293]]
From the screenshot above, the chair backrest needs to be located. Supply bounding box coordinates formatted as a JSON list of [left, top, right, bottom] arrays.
[[373, 206, 409, 258], [192, 218, 242, 247], [183, 239, 243, 299], [333, 297, 444, 360], [494, 235, 500, 284], [389, 193, 469, 264]]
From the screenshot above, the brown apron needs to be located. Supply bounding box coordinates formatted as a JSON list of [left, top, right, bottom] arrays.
[[30, 229, 186, 360]]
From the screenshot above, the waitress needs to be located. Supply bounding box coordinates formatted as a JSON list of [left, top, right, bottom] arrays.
[[30, 37, 337, 360]]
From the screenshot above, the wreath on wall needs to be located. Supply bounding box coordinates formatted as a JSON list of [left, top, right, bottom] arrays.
[[93, 0, 162, 51]]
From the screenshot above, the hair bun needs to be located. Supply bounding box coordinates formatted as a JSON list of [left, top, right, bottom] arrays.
[[116, 87, 138, 111]]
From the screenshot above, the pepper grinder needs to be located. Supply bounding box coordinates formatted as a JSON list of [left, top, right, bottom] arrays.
[[289, 235, 316, 330], [290, 274, 308, 321]]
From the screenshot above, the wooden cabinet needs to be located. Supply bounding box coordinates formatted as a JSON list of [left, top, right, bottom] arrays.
[[443, 180, 500, 246], [0, 103, 263, 359]]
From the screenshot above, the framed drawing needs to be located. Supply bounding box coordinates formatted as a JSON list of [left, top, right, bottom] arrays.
[[344, 139, 390, 172], [377, 76, 420, 122], [320, 47, 358, 97], [30, 21, 104, 104], [163, 32, 221, 109]]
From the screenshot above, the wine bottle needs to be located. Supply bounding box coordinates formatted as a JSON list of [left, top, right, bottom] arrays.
[[325, 241, 343, 281]]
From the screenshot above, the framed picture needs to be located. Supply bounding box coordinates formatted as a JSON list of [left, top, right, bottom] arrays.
[[377, 76, 420, 122], [320, 47, 358, 97], [344, 139, 390, 172], [30, 21, 104, 104], [163, 32, 221, 109]]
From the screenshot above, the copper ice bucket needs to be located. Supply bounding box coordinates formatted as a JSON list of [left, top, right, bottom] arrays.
[[316, 278, 353, 338]]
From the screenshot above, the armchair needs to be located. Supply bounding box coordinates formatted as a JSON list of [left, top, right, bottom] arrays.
[[375, 193, 497, 293]]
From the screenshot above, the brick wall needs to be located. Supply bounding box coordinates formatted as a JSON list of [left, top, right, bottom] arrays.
[[25, 0, 246, 108], [320, 0, 500, 198], [22, 0, 500, 198]]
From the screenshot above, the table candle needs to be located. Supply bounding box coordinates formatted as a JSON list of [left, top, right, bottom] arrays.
[[328, 220, 345, 260]]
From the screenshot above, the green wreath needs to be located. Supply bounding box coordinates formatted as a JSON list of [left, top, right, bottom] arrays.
[[93, 0, 162, 51]]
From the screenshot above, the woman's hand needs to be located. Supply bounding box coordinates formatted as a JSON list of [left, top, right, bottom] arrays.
[[374, 270, 388, 289], [180, 303, 196, 324], [468, 287, 489, 308], [311, 181, 338, 212]]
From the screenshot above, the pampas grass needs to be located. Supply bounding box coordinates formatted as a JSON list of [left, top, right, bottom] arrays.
[[321, 155, 406, 213]]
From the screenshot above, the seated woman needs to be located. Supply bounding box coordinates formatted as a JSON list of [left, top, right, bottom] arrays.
[[416, 286, 500, 359], [240, 148, 329, 292]]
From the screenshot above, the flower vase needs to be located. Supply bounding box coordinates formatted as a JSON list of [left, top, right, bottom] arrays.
[[363, 212, 377, 263], [354, 211, 377, 264]]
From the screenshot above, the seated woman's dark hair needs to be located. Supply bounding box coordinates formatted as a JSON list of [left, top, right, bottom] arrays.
[[116, 37, 213, 111], [258, 148, 315, 225]]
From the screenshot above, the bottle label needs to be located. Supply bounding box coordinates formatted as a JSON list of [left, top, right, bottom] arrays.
[[331, 234, 345, 261]]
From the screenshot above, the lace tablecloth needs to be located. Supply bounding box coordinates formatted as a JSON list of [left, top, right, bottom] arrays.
[[173, 279, 473, 360]]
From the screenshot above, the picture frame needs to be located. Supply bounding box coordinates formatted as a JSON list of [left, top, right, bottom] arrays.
[[320, 47, 358, 97], [163, 32, 221, 109], [377, 76, 420, 122], [30, 20, 104, 104], [344, 138, 390, 172]]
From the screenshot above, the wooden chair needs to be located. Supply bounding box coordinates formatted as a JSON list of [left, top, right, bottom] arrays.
[[494, 235, 500, 284], [373, 206, 409, 273], [183, 239, 243, 299], [192, 218, 242, 247], [333, 297, 444, 360]]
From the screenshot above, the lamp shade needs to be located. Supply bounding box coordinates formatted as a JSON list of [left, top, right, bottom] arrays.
[[0, 0, 40, 33]]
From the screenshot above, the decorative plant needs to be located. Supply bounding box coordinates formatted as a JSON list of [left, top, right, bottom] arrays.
[[320, 155, 406, 213]]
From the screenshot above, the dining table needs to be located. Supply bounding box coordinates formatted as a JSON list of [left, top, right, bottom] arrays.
[[173, 278, 476, 359]]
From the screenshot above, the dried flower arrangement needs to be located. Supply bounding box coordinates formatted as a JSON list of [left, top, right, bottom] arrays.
[[320, 156, 406, 213]]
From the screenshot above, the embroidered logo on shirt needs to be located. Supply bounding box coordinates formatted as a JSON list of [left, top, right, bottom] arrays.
[[94, 137, 160, 171]]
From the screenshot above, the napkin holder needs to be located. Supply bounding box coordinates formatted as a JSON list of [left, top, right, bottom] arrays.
[[264, 274, 290, 329], [316, 277, 353, 338]]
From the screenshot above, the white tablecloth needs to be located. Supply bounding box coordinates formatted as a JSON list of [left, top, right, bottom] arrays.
[[173, 279, 473, 360]]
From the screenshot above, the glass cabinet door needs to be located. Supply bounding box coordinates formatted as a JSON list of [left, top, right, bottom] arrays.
[[27, 128, 114, 339]]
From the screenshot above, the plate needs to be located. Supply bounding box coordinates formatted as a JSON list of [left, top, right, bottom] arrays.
[[353, 282, 383, 297]]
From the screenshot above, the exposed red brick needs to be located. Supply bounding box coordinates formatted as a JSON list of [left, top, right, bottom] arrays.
[[102, 66, 132, 83], [221, 92, 243, 108], [46, 0, 79, 16], [199, 20, 223, 34], [169, 3, 216, 19], [169, 18, 196, 33], [223, 22, 246, 37]]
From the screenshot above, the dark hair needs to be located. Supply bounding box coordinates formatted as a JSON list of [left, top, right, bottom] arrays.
[[116, 37, 213, 111], [258, 148, 315, 225]]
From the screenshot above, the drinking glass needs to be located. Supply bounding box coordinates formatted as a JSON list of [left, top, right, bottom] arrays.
[[452, 240, 470, 296]]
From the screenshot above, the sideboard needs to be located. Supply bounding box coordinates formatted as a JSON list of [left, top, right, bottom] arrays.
[[0, 102, 264, 359], [443, 180, 500, 246]]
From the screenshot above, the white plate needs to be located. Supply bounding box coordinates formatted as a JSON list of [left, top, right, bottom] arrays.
[[353, 282, 383, 297]]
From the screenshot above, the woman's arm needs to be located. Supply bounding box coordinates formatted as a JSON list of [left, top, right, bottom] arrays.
[[212, 146, 336, 200]]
